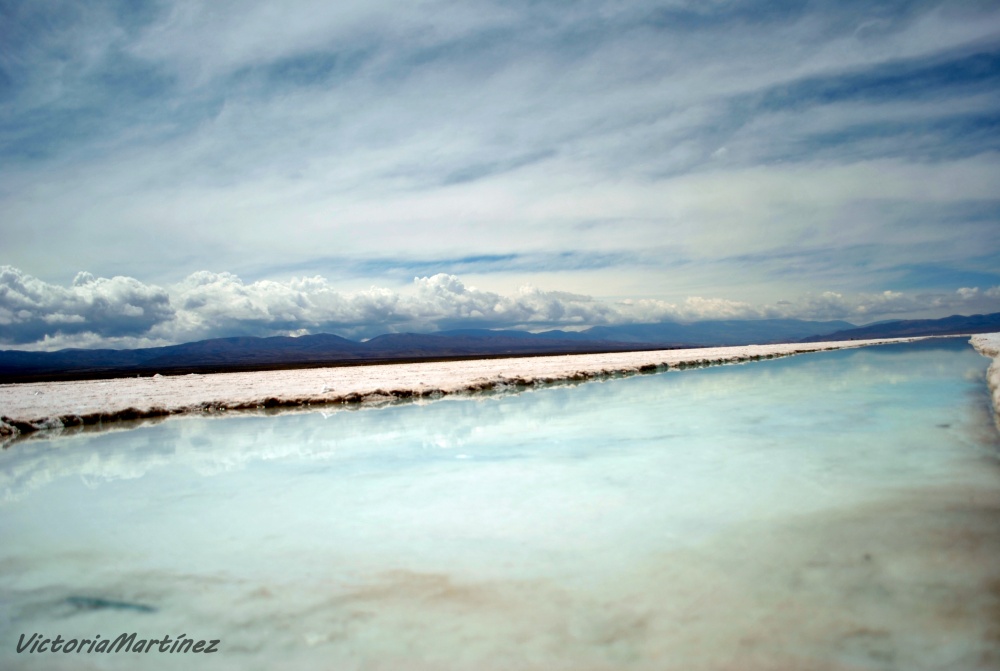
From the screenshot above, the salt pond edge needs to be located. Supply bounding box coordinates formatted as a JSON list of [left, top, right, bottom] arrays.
[[1, 335, 992, 445], [971, 332, 1000, 431]]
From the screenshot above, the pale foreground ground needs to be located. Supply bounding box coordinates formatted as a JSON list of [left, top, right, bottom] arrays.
[[0, 337, 942, 439], [971, 333, 1000, 431]]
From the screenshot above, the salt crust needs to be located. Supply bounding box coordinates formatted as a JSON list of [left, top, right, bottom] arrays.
[[971, 333, 1000, 431], [1, 336, 953, 441]]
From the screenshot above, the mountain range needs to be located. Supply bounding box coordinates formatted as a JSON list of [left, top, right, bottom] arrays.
[[2, 313, 998, 383]]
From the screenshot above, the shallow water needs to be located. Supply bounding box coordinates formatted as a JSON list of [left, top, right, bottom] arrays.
[[1, 338, 998, 670]]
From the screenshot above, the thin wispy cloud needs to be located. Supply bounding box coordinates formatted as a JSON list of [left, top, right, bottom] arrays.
[[2, 1, 999, 347]]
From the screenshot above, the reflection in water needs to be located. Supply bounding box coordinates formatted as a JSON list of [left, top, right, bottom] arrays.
[[0, 338, 998, 670]]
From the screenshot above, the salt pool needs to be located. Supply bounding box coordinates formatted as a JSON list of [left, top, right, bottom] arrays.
[[1, 338, 998, 670]]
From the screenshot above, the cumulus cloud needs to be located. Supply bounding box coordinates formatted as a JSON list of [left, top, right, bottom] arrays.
[[613, 287, 1000, 324], [3, 266, 1000, 351], [0, 267, 627, 348], [957, 286, 1000, 301], [782, 287, 1000, 321], [0, 266, 174, 346], [167, 271, 412, 338], [616, 296, 760, 322], [958, 286, 980, 299], [412, 274, 618, 328], [165, 271, 621, 339]]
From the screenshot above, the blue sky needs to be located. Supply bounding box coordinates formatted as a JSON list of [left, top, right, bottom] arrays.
[[2, 0, 1000, 349]]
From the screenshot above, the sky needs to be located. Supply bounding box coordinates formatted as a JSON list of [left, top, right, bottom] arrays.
[[2, 0, 1000, 350]]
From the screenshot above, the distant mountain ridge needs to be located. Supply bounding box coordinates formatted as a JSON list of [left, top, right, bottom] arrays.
[[437, 318, 856, 345], [0, 332, 665, 382], [2, 313, 996, 382], [799, 312, 1000, 342]]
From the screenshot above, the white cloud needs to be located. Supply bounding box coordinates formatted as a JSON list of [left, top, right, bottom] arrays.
[[0, 266, 174, 345], [958, 286, 979, 299], [412, 274, 617, 326], [614, 287, 1000, 324], [4, 266, 1000, 351]]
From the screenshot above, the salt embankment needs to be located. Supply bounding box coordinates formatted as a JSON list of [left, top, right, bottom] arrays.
[[0, 337, 932, 442], [971, 333, 1000, 431]]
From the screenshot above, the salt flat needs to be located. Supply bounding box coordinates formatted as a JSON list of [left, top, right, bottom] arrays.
[[971, 332, 1000, 430], [0, 336, 943, 439], [2, 336, 999, 670]]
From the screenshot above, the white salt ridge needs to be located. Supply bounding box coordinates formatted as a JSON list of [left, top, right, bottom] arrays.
[[0, 336, 952, 441], [971, 333, 1000, 430]]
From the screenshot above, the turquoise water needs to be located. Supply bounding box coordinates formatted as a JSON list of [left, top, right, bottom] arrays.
[[1, 338, 998, 670]]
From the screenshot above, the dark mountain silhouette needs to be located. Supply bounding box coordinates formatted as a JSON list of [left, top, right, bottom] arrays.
[[799, 312, 1000, 342], [0, 332, 667, 383], [576, 319, 857, 346], [436, 318, 856, 345]]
